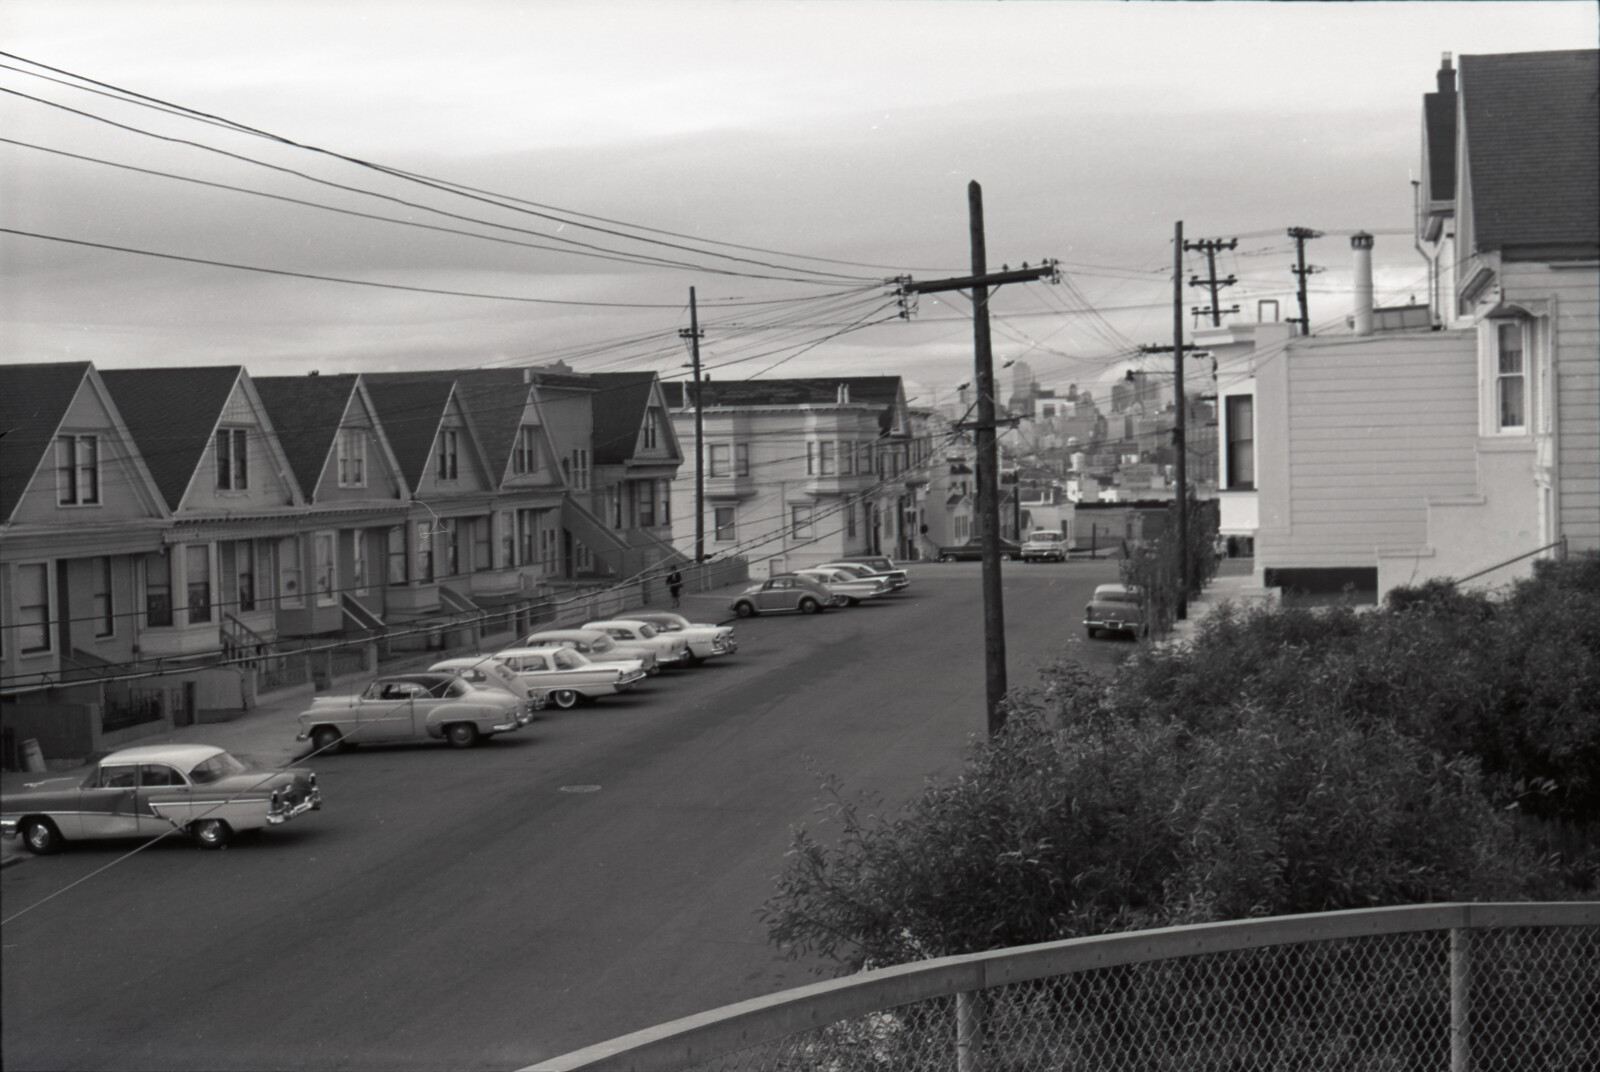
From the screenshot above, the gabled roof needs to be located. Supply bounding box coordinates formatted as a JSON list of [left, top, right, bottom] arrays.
[[361, 377, 458, 488], [1459, 49, 1599, 256], [252, 374, 365, 494], [588, 372, 658, 465], [361, 369, 537, 481], [100, 366, 243, 511], [0, 362, 93, 521]]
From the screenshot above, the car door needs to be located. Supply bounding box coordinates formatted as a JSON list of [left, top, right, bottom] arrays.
[[361, 681, 421, 742], [137, 763, 193, 833], [758, 578, 789, 611], [75, 763, 143, 839]]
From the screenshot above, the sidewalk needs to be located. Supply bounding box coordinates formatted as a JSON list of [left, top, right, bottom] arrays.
[[1166, 558, 1275, 646]]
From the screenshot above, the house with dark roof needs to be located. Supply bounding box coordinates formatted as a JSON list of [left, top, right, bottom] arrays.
[[662, 376, 926, 572], [589, 372, 685, 575], [1250, 49, 1598, 602]]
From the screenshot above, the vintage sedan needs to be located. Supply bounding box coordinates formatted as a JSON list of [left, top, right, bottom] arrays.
[[495, 646, 648, 709], [521, 628, 660, 676], [729, 574, 845, 617], [1084, 583, 1148, 639], [627, 612, 737, 663], [839, 554, 911, 590], [1, 743, 321, 853], [937, 537, 1022, 562], [817, 561, 908, 593], [794, 567, 891, 606], [428, 656, 549, 713], [296, 672, 535, 752], [581, 619, 693, 668]]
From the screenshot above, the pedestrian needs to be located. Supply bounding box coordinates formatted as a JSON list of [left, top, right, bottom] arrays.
[[667, 568, 683, 608]]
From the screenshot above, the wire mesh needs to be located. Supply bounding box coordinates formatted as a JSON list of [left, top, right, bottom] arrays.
[[683, 925, 1598, 1072]]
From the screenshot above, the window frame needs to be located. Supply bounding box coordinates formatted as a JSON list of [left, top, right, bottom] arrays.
[[215, 427, 249, 491], [92, 555, 115, 638], [1224, 394, 1255, 491], [709, 443, 731, 478], [790, 504, 814, 539], [714, 505, 736, 543], [186, 544, 212, 623], [16, 561, 53, 654], [513, 425, 539, 475], [437, 429, 460, 481], [1493, 318, 1528, 434], [56, 434, 101, 506], [337, 427, 367, 488]]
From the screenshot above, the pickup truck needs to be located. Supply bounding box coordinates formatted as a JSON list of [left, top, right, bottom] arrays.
[[296, 673, 535, 752]]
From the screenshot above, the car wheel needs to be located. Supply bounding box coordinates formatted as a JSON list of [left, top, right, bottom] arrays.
[[845, 597, 860, 606], [799, 597, 820, 614], [734, 601, 755, 618], [999, 553, 1012, 562], [550, 689, 581, 709], [446, 722, 480, 748], [1086, 627, 1097, 640], [939, 554, 954, 562], [310, 726, 343, 755], [191, 818, 232, 850], [21, 817, 63, 855]]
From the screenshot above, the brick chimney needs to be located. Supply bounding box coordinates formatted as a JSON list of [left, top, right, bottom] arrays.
[[1437, 52, 1455, 93]]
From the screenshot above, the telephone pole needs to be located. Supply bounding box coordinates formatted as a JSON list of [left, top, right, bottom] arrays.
[[679, 288, 706, 563], [1172, 221, 1189, 622], [1184, 236, 1238, 327], [1288, 226, 1323, 336], [899, 182, 1057, 736]]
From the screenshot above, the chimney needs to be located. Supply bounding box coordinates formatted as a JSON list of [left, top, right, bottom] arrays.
[[1351, 232, 1375, 336], [1437, 52, 1455, 94]]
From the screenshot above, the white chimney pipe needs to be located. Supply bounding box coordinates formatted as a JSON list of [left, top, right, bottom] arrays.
[[1351, 232, 1374, 336]]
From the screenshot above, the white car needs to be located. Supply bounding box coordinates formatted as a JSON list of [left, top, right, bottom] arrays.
[[582, 619, 694, 669], [794, 568, 891, 606], [494, 647, 648, 709], [522, 628, 659, 675], [628, 612, 737, 663], [816, 562, 905, 594], [1021, 530, 1068, 562], [428, 656, 549, 712]]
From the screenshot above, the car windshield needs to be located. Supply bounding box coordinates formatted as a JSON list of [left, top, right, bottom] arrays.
[[188, 752, 248, 784]]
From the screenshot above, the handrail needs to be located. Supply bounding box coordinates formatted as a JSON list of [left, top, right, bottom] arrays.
[[522, 902, 1600, 1072]]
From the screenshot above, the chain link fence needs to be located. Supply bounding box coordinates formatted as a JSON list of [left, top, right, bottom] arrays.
[[527, 904, 1598, 1072]]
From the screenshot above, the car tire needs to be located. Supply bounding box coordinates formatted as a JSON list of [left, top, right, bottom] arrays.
[[310, 726, 343, 755], [939, 554, 954, 562], [798, 597, 820, 615], [550, 689, 581, 709], [446, 722, 480, 748], [1086, 627, 1097, 640], [191, 819, 232, 850], [999, 553, 1012, 562], [733, 601, 755, 618], [21, 817, 63, 855]]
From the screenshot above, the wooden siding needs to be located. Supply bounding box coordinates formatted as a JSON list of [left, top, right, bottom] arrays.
[[1263, 332, 1479, 568]]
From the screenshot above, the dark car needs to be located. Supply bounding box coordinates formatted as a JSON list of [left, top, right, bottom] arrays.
[[937, 538, 1022, 562], [1084, 583, 1148, 639]]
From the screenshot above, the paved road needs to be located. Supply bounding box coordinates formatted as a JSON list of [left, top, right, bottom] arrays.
[[2, 560, 1129, 1071]]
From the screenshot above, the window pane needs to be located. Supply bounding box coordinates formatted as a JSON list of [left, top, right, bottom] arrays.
[[93, 556, 114, 636], [187, 545, 211, 623], [1499, 377, 1526, 429], [77, 436, 99, 503], [1497, 322, 1523, 373], [18, 562, 51, 651]]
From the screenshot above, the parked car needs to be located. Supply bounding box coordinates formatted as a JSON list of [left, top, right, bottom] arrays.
[[794, 567, 891, 606], [1021, 530, 1068, 562], [729, 574, 844, 617], [937, 537, 1022, 562], [1084, 583, 1148, 639], [627, 612, 737, 663], [297, 672, 535, 752], [521, 628, 659, 675], [817, 560, 910, 592], [581, 619, 693, 669], [839, 554, 911, 589], [1, 743, 321, 853], [428, 656, 549, 712], [494, 646, 648, 709]]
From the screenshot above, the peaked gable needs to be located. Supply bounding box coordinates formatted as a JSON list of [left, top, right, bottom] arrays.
[[589, 372, 659, 465], [99, 366, 245, 511], [1, 362, 93, 522], [254, 374, 364, 495]]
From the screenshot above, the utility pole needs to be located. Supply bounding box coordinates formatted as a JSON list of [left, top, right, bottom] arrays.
[[1184, 236, 1238, 327], [1172, 221, 1189, 622], [679, 288, 706, 563], [1288, 226, 1324, 336], [899, 182, 1057, 737]]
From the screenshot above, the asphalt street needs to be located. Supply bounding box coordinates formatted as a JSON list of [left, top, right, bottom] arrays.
[[2, 559, 1131, 1071]]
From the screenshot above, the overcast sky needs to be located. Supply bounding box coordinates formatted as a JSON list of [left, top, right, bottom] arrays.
[[1, 1, 1594, 403]]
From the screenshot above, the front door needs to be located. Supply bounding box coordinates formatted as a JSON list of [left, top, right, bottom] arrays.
[[137, 763, 193, 833], [358, 683, 420, 742], [75, 763, 143, 839]]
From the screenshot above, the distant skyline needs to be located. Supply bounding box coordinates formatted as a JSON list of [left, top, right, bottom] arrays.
[[2, 1, 1595, 404]]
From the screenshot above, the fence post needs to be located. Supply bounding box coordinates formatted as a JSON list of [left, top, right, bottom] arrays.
[[1450, 926, 1471, 1072], [956, 989, 982, 1072]]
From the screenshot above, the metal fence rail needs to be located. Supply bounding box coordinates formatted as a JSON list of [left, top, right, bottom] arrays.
[[525, 903, 1599, 1072]]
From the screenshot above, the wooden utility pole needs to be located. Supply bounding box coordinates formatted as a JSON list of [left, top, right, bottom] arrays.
[[1288, 226, 1323, 336], [900, 182, 1056, 736], [1185, 236, 1238, 327], [1173, 221, 1189, 622], [679, 289, 706, 562]]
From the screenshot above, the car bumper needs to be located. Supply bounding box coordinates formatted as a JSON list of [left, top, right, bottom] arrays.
[[0, 819, 18, 839], [267, 785, 323, 825], [616, 670, 647, 691], [1085, 617, 1142, 633], [492, 710, 536, 733]]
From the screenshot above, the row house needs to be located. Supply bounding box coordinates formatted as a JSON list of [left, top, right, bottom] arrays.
[[663, 376, 922, 574], [2, 361, 682, 761]]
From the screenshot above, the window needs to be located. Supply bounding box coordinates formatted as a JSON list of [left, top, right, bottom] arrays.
[[846, 502, 857, 538], [658, 479, 670, 524], [714, 506, 736, 542], [387, 526, 407, 585], [791, 504, 814, 539], [819, 441, 835, 476], [337, 428, 366, 487], [517, 509, 538, 566], [351, 530, 369, 594], [571, 448, 590, 490], [92, 556, 114, 637], [1225, 395, 1255, 490], [437, 430, 459, 481], [539, 524, 560, 573], [513, 425, 539, 475], [474, 517, 492, 572], [215, 428, 248, 490], [186, 544, 211, 623], [498, 510, 514, 569], [416, 522, 434, 582], [735, 443, 750, 477], [139, 764, 186, 788], [16, 563, 51, 652], [441, 518, 460, 576], [806, 442, 817, 476], [643, 408, 660, 450], [1496, 321, 1526, 431], [611, 486, 624, 528], [145, 552, 172, 626], [638, 481, 657, 527], [314, 533, 337, 604], [709, 444, 730, 478], [858, 442, 873, 475], [221, 540, 256, 613], [279, 537, 303, 608], [56, 435, 99, 505]]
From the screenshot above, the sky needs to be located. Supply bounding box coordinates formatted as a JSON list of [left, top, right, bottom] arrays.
[[1, 0, 1595, 405]]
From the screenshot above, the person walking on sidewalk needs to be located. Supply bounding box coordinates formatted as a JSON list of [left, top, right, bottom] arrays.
[[666, 569, 683, 608]]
